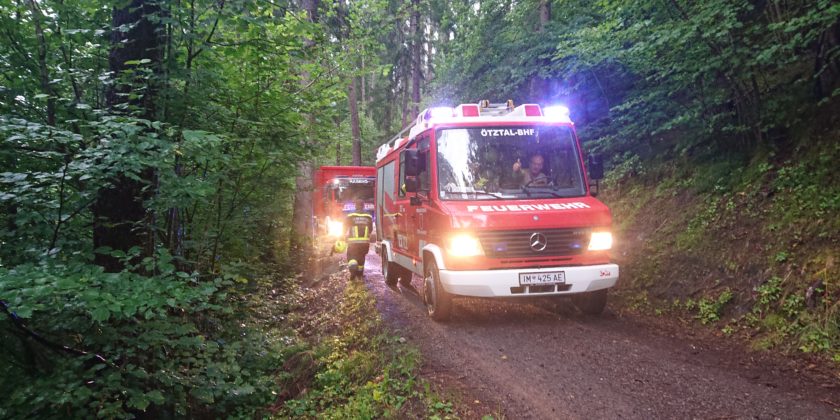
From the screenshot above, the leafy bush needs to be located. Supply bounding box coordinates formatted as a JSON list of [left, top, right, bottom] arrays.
[[0, 259, 292, 418], [696, 289, 734, 325]]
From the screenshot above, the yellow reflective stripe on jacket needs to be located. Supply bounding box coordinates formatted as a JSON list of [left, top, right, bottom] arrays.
[[348, 227, 370, 241], [347, 213, 372, 242]]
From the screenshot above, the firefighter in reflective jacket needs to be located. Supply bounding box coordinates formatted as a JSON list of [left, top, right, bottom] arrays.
[[345, 199, 373, 280]]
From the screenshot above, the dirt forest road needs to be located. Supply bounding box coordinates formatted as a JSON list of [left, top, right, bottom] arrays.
[[358, 252, 840, 419]]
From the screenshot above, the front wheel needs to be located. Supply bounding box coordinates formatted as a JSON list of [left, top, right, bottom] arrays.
[[423, 261, 452, 321], [572, 289, 608, 315]]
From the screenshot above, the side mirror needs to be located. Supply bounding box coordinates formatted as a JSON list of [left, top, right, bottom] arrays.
[[588, 154, 604, 180], [404, 149, 420, 177], [404, 177, 418, 193]]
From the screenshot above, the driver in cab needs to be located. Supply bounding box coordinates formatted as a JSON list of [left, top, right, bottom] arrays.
[[512, 154, 550, 186]]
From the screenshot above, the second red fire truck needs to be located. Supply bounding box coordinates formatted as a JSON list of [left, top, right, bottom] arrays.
[[313, 166, 376, 239], [374, 101, 619, 321]]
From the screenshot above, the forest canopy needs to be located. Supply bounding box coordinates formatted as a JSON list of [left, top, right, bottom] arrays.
[[1, 0, 838, 417]]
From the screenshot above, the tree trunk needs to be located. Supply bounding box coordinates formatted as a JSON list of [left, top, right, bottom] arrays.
[[289, 0, 319, 264], [381, 86, 392, 134], [538, 0, 550, 31], [93, 0, 162, 272], [336, 139, 341, 165], [410, 0, 422, 117], [401, 79, 410, 128], [529, 0, 551, 103], [290, 162, 314, 256], [335, 0, 362, 165], [26, 0, 55, 126], [349, 77, 363, 165], [361, 55, 367, 108], [426, 17, 434, 83]]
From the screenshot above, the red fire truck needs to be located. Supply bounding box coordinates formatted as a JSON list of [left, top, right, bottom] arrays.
[[313, 166, 376, 238], [374, 101, 618, 321]]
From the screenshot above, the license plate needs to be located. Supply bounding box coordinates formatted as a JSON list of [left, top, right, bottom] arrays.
[[519, 271, 566, 285]]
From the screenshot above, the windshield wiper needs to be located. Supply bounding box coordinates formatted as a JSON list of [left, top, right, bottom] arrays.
[[520, 186, 568, 198], [467, 190, 504, 199]]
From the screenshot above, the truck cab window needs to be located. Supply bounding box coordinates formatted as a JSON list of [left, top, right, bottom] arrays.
[[418, 149, 431, 193], [436, 126, 585, 200]]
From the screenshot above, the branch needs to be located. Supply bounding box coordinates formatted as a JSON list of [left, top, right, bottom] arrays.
[[0, 300, 116, 368], [48, 158, 71, 251], [187, 0, 225, 62]]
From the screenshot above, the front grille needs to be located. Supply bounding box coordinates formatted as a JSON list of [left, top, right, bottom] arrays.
[[477, 228, 589, 258]]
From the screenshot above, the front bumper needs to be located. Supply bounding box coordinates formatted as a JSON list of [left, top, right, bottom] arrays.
[[437, 264, 619, 297]]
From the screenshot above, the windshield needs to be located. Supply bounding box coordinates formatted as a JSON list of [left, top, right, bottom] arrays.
[[436, 126, 586, 200], [331, 178, 375, 202]]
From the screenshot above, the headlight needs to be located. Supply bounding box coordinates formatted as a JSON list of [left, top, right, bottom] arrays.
[[588, 231, 613, 251], [447, 233, 484, 257], [327, 220, 344, 237]]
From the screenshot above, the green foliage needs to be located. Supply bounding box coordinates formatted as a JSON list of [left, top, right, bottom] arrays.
[[429, 0, 840, 166], [0, 0, 372, 417], [755, 276, 785, 316], [695, 289, 734, 325], [603, 153, 644, 186], [768, 141, 840, 236], [279, 281, 447, 419], [0, 261, 293, 418], [747, 274, 839, 358]]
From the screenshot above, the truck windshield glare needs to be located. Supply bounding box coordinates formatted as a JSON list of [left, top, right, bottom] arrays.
[[436, 126, 586, 200], [333, 179, 375, 201]]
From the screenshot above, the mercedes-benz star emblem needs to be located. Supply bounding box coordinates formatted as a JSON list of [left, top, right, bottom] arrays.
[[529, 232, 548, 252]]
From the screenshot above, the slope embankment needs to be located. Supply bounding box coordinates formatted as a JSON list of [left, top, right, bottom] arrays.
[[601, 120, 840, 364]]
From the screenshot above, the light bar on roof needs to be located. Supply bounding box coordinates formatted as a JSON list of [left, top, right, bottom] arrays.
[[543, 105, 571, 120], [509, 104, 543, 117], [424, 107, 454, 120], [455, 104, 480, 117], [524, 104, 542, 116]]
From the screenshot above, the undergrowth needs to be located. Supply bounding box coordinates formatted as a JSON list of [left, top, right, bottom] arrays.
[[276, 279, 454, 419], [0, 259, 297, 419], [604, 127, 840, 364]]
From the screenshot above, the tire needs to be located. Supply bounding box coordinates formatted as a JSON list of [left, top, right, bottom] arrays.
[[398, 266, 414, 287], [423, 260, 452, 321], [382, 253, 400, 287], [572, 289, 608, 315]]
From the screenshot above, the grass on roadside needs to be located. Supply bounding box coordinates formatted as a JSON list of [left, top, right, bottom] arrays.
[[275, 279, 457, 419]]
